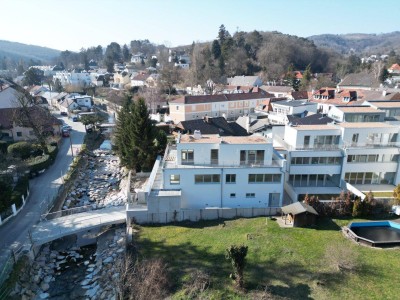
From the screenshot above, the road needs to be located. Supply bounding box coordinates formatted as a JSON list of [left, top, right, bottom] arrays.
[[0, 114, 86, 270]]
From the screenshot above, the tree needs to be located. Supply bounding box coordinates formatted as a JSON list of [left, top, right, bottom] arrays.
[[22, 67, 43, 86], [115, 96, 164, 172], [300, 64, 312, 91], [104, 55, 115, 73], [122, 44, 131, 62], [54, 78, 63, 92], [226, 244, 248, 289], [160, 64, 182, 98], [105, 42, 122, 63], [379, 67, 389, 83], [211, 40, 221, 60]]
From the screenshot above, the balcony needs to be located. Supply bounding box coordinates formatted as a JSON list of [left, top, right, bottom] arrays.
[[274, 135, 340, 151]]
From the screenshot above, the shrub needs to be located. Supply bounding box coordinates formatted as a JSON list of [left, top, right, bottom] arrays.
[[7, 141, 33, 159], [27, 154, 52, 174], [226, 244, 248, 289], [0, 178, 13, 212], [0, 140, 8, 154]]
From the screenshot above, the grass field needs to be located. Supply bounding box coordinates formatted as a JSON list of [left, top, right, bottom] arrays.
[[135, 217, 400, 299]]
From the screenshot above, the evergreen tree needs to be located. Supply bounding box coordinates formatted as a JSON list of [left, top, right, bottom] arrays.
[[122, 44, 131, 62], [300, 64, 312, 91], [211, 40, 221, 60], [115, 96, 163, 172], [379, 67, 389, 83]]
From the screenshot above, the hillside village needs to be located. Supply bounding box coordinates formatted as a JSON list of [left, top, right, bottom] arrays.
[[1, 26, 400, 299]]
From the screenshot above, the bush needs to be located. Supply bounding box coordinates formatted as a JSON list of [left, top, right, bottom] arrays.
[[0, 178, 13, 212], [0, 140, 8, 154], [7, 141, 33, 159], [27, 154, 52, 174]]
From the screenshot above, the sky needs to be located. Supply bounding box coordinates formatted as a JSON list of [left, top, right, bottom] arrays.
[[1, 0, 399, 51]]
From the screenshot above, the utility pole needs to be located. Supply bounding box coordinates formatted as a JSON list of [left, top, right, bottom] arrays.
[[69, 133, 74, 157]]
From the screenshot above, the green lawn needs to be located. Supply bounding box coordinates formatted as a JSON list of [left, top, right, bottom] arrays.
[[136, 217, 400, 299]]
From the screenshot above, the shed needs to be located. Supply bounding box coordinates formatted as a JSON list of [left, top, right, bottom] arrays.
[[281, 202, 318, 227]]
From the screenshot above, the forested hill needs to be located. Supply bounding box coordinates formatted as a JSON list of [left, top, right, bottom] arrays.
[[308, 31, 400, 55], [0, 40, 61, 64]]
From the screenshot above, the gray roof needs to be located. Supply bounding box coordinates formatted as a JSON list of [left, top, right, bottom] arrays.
[[273, 100, 315, 108], [260, 85, 293, 93], [282, 202, 318, 215], [228, 76, 261, 86], [338, 72, 379, 88]]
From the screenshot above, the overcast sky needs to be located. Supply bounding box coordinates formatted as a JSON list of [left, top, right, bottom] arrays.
[[1, 0, 399, 51]]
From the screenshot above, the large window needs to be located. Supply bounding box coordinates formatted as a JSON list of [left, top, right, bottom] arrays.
[[248, 174, 281, 183], [345, 172, 395, 185], [240, 150, 264, 165], [313, 135, 340, 148], [181, 149, 194, 165], [195, 174, 220, 184], [170, 175, 180, 185], [211, 149, 218, 164], [246, 193, 255, 198], [226, 174, 236, 183], [347, 154, 379, 163], [291, 156, 340, 165]]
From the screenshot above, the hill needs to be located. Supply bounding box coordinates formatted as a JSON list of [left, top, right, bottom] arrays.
[[0, 40, 61, 64], [308, 31, 400, 55]]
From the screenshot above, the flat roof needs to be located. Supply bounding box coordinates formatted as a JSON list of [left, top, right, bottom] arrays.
[[290, 124, 339, 131], [179, 134, 269, 144], [338, 122, 396, 128], [337, 106, 383, 113], [369, 101, 400, 108], [273, 100, 316, 107]]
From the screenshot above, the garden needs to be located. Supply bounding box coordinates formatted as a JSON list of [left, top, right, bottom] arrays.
[[131, 216, 400, 299]]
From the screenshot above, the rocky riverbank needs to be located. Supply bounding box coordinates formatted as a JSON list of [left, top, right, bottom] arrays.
[[11, 225, 126, 299]]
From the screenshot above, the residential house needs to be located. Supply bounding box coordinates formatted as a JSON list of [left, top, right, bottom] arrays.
[[365, 101, 400, 120], [169, 91, 274, 124], [59, 98, 79, 114], [267, 100, 318, 125], [53, 71, 92, 87], [113, 71, 131, 89], [337, 72, 380, 90], [0, 106, 62, 142], [28, 85, 49, 96], [131, 53, 146, 64], [259, 85, 293, 98], [0, 81, 24, 109], [388, 63, 400, 75], [131, 73, 149, 87]]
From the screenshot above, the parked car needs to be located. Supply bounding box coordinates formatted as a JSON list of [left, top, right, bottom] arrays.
[[60, 112, 68, 116], [72, 116, 78, 122], [62, 129, 70, 137], [62, 125, 72, 131]]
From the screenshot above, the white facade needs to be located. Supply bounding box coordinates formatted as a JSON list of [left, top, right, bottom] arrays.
[[145, 134, 285, 212], [273, 122, 400, 201], [268, 100, 318, 125], [53, 72, 92, 87]]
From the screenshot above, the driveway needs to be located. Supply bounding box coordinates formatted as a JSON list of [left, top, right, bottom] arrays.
[[0, 114, 86, 270]]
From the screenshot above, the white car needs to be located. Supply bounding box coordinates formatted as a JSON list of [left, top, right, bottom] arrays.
[[62, 125, 72, 131]]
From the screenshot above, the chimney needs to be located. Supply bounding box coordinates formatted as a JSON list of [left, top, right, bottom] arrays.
[[193, 130, 202, 139], [246, 115, 251, 133]]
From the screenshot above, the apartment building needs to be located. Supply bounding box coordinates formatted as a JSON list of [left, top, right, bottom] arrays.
[[142, 133, 286, 211], [273, 122, 400, 201], [169, 91, 273, 124]]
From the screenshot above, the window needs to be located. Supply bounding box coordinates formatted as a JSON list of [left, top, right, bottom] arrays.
[[304, 136, 310, 148], [16, 132, 22, 137], [170, 175, 180, 185], [240, 150, 264, 165], [195, 174, 220, 184], [176, 106, 179, 110], [226, 174, 236, 183], [248, 174, 281, 183], [211, 149, 218, 164], [230, 193, 236, 198], [181, 149, 194, 165], [352, 133, 359, 144], [246, 193, 255, 198]]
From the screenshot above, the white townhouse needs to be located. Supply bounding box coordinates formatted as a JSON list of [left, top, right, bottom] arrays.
[[273, 122, 400, 201], [136, 133, 286, 214], [53, 71, 92, 87], [268, 100, 318, 125]]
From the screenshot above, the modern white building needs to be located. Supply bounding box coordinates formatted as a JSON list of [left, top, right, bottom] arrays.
[[273, 122, 400, 201], [137, 133, 286, 212], [53, 71, 92, 87], [268, 100, 318, 125]]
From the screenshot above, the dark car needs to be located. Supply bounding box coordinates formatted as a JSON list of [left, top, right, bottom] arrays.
[[61, 112, 68, 116], [62, 129, 70, 137], [72, 116, 78, 122]]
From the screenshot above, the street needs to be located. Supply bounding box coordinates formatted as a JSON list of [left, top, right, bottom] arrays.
[[0, 114, 86, 269]]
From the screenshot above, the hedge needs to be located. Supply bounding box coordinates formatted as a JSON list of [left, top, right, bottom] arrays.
[[26, 145, 58, 174], [0, 140, 8, 154]]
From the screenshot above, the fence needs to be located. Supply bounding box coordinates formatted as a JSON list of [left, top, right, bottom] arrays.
[[40, 204, 99, 221], [127, 207, 281, 225], [0, 189, 30, 226]]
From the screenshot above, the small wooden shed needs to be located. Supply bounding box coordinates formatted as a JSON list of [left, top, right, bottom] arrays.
[[281, 202, 318, 227]]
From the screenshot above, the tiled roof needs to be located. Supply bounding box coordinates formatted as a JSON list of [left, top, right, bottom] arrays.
[[260, 85, 293, 93], [389, 63, 400, 71], [228, 76, 261, 86], [0, 106, 62, 129], [290, 91, 309, 100], [338, 72, 379, 88], [282, 202, 318, 215]]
